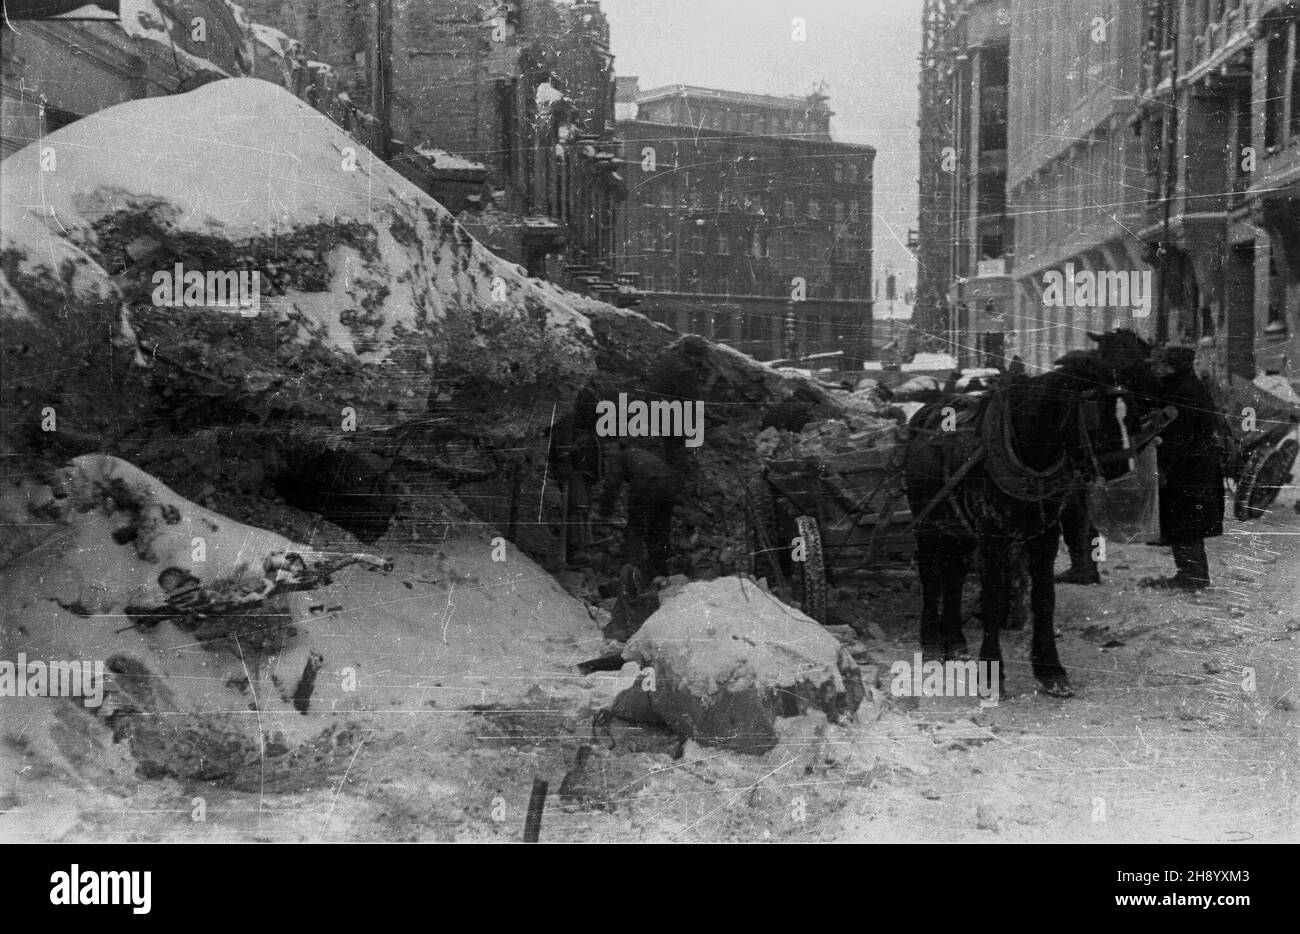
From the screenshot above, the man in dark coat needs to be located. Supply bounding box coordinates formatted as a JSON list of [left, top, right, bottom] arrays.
[[594, 444, 683, 578], [1144, 347, 1225, 590], [645, 335, 718, 473]]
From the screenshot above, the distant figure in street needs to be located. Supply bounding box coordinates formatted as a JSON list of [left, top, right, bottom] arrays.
[[645, 335, 719, 473], [1008, 355, 1026, 381], [1143, 346, 1225, 590], [594, 444, 683, 578]]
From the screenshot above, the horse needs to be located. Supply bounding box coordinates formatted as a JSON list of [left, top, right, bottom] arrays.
[[902, 330, 1159, 698]]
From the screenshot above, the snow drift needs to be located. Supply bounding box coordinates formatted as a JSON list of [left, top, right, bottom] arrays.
[[0, 455, 607, 787]]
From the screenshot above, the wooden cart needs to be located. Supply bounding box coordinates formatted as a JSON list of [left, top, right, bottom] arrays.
[[746, 431, 914, 624]]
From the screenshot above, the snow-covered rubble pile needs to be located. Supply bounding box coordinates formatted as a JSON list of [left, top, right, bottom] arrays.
[[0, 455, 606, 787], [606, 577, 864, 754], [0, 78, 594, 451]]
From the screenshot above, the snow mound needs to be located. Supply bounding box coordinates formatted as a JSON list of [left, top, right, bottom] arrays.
[[0, 78, 592, 414], [0, 455, 605, 788]]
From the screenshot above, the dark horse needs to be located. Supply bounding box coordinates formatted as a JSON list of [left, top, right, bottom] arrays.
[[902, 330, 1159, 698]]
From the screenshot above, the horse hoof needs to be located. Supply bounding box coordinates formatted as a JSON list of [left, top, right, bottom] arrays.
[[1037, 678, 1074, 699]]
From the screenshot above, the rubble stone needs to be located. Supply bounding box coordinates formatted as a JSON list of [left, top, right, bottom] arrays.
[[610, 577, 865, 754]]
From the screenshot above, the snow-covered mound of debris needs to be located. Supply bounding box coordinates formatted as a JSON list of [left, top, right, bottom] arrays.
[[609, 577, 864, 754], [0, 78, 593, 446], [0, 456, 606, 788]]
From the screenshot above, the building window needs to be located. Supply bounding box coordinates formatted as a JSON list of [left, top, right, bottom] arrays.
[[690, 227, 704, 253], [848, 163, 859, 183], [833, 199, 845, 222], [716, 231, 731, 255], [848, 198, 859, 221], [833, 162, 844, 183], [783, 196, 795, 217], [807, 199, 820, 219]]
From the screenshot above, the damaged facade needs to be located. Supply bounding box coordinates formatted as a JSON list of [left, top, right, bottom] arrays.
[[243, 0, 624, 282], [0, 0, 254, 158]]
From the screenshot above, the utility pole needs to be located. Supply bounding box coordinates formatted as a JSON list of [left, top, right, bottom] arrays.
[[374, 0, 393, 162]]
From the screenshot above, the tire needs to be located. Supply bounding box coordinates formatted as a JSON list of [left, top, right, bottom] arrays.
[[1234, 438, 1299, 521], [793, 515, 828, 624]]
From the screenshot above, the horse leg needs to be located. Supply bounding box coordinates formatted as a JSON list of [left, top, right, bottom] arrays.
[[1027, 527, 1073, 697], [977, 535, 1010, 694], [941, 539, 972, 659], [916, 531, 945, 661]]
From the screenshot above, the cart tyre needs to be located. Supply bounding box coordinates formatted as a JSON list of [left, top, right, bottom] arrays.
[[1234, 438, 1298, 520], [793, 515, 828, 624]]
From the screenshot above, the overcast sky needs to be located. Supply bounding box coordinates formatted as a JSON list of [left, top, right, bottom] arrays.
[[599, 0, 925, 296]]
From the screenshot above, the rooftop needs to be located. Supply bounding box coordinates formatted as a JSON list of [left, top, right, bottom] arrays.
[[635, 84, 830, 113]]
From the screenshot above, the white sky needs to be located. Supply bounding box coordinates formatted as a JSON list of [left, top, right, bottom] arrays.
[[599, 0, 925, 295]]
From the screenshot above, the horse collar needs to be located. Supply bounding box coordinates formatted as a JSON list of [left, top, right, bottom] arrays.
[[980, 388, 1076, 503]]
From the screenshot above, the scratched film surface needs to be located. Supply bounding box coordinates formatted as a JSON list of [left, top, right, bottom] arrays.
[[0, 0, 1297, 843]]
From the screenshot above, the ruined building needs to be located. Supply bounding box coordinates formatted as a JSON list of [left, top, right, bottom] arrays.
[[616, 84, 875, 364]]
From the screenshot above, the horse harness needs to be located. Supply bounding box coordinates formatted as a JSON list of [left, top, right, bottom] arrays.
[[906, 386, 1100, 539]]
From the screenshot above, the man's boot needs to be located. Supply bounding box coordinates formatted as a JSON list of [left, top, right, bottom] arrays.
[[1056, 531, 1101, 584], [1056, 565, 1101, 585]]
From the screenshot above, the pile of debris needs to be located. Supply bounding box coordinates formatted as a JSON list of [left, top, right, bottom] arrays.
[[755, 413, 902, 467]]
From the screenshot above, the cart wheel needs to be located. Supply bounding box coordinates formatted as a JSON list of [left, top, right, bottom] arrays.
[[793, 515, 828, 624], [1234, 439, 1298, 520], [746, 477, 780, 580]]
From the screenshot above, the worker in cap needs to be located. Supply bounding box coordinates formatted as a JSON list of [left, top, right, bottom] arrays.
[[1143, 344, 1224, 590]]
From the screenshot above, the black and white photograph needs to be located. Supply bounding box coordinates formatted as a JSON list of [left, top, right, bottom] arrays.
[[0, 0, 1296, 871]]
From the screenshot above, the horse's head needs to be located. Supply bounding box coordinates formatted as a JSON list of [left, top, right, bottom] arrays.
[[1088, 329, 1160, 403], [1050, 330, 1160, 481]]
